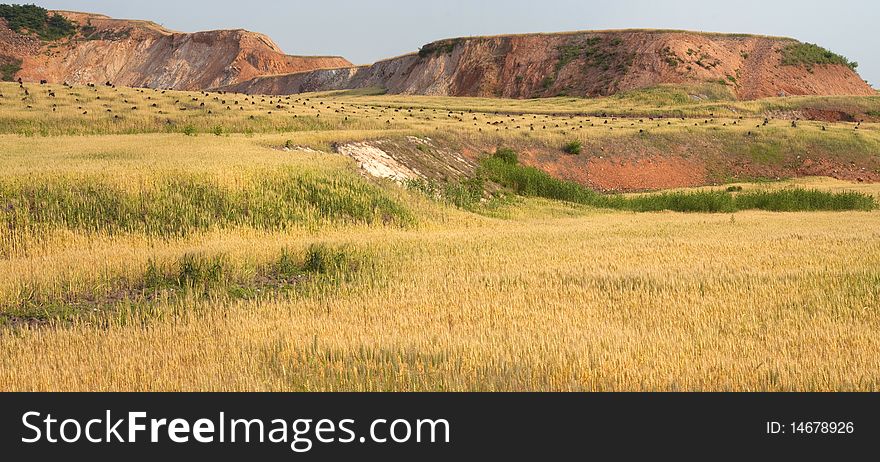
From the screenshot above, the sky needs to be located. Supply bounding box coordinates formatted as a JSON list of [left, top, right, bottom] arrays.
[[38, 0, 879, 87]]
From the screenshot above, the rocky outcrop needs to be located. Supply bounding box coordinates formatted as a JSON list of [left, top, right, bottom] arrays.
[[224, 30, 874, 100], [1, 11, 351, 90]]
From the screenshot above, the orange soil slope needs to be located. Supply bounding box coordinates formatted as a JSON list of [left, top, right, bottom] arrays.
[[1, 11, 351, 90], [226, 30, 873, 100]]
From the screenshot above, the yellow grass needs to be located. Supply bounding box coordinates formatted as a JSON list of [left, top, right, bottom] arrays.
[[2, 207, 879, 391], [0, 81, 878, 391]]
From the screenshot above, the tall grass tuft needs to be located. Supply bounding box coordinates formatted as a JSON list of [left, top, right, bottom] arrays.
[[0, 168, 414, 240]]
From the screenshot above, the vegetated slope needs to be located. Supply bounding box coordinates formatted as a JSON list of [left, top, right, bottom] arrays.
[[0, 10, 351, 89], [224, 30, 873, 100]]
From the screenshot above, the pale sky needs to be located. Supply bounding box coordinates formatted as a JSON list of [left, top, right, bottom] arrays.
[[37, 0, 879, 86]]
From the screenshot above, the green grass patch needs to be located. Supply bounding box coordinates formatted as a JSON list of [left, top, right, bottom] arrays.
[[746, 140, 784, 165], [480, 155, 602, 204], [0, 169, 414, 241], [602, 189, 874, 213], [781, 42, 858, 71], [479, 148, 875, 213], [612, 83, 736, 106], [0, 244, 370, 328], [405, 177, 486, 209]]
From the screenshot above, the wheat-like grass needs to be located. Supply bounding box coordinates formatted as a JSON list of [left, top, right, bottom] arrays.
[[0, 81, 878, 391]]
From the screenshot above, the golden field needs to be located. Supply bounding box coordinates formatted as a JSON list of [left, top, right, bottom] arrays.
[[0, 81, 878, 391]]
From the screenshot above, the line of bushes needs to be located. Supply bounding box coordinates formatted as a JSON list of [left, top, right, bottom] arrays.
[[478, 148, 875, 213]]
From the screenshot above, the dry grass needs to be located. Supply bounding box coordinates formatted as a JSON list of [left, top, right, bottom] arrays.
[[0, 81, 878, 391], [1, 208, 879, 391]]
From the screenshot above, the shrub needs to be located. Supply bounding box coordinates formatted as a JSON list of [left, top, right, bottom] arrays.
[[418, 40, 458, 58], [563, 140, 583, 155], [182, 125, 197, 136], [0, 4, 77, 41], [80, 24, 96, 37], [493, 147, 519, 165], [211, 125, 224, 136], [556, 44, 584, 71], [0, 58, 21, 82]]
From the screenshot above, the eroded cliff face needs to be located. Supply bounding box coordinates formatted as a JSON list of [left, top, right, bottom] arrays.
[[224, 30, 874, 100], [1, 11, 351, 90]]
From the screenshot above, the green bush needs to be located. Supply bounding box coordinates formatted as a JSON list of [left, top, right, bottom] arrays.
[[0, 4, 77, 41], [418, 40, 459, 58], [563, 140, 583, 155], [556, 44, 584, 71], [0, 58, 21, 82], [493, 147, 519, 165]]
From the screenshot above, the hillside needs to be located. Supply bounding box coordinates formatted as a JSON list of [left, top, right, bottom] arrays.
[[0, 9, 351, 90], [224, 30, 874, 100]]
